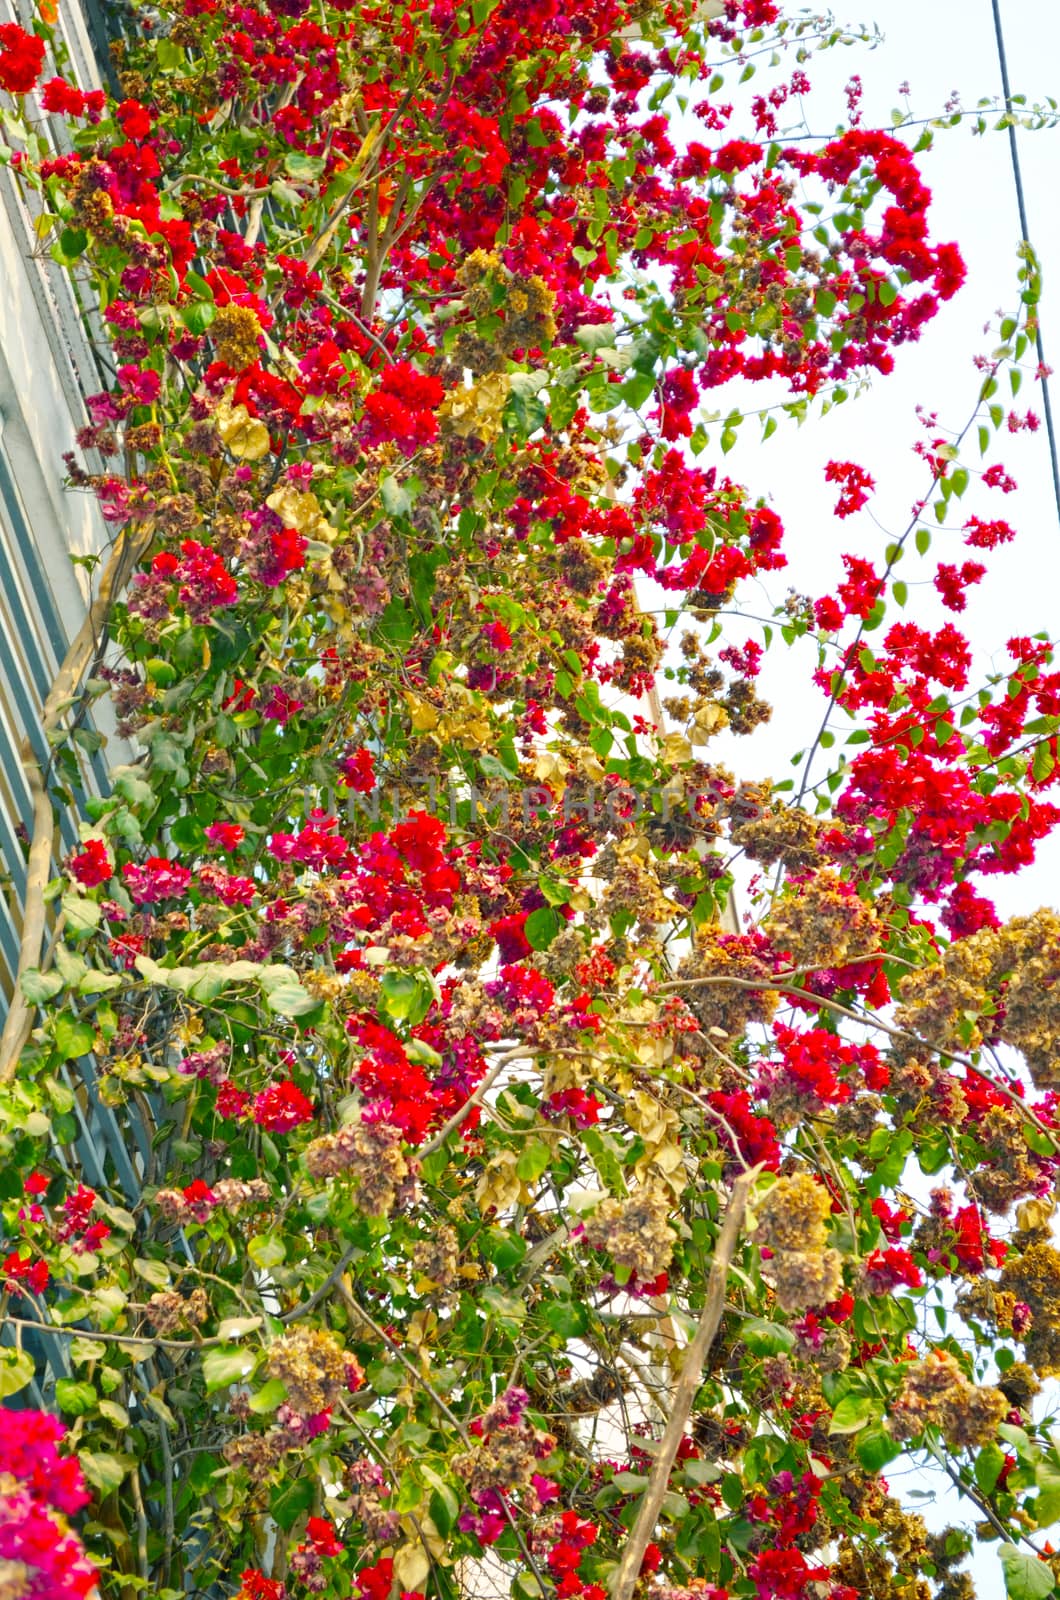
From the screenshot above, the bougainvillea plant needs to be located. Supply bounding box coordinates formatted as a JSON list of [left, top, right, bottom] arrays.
[[4, 2, 1060, 1599]]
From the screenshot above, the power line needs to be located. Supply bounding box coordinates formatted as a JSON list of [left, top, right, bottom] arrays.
[[990, 0, 1060, 531]]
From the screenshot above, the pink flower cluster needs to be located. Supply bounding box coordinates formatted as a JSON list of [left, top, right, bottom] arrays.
[[0, 1412, 97, 1599]]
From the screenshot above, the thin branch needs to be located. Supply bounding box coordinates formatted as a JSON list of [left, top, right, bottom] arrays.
[[608, 1167, 759, 1600], [280, 1245, 359, 1324], [418, 1044, 532, 1157], [334, 1279, 468, 1440], [1, 1312, 241, 1352]]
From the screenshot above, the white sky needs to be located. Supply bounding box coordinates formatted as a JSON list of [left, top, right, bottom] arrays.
[[691, 0, 1060, 931]]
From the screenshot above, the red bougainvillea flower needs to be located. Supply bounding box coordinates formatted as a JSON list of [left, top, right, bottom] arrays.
[[341, 746, 376, 793], [216, 1080, 252, 1120], [949, 1204, 1007, 1273], [305, 1517, 344, 1557], [545, 1087, 602, 1126], [361, 363, 445, 455], [238, 1573, 286, 1600], [963, 514, 1016, 549], [116, 97, 151, 139], [863, 1246, 923, 1293], [205, 821, 245, 851], [3, 1250, 50, 1296], [825, 459, 876, 518], [252, 1080, 315, 1132], [0, 23, 46, 95], [66, 837, 111, 887], [0, 1411, 90, 1517], [40, 77, 95, 116]]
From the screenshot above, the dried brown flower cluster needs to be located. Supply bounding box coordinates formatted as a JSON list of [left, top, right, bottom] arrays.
[[833, 1493, 932, 1600], [211, 304, 264, 370], [888, 1350, 1007, 1448], [153, 1178, 270, 1225], [897, 909, 1060, 1080], [303, 1117, 418, 1215], [677, 927, 778, 1040], [144, 1286, 209, 1334], [411, 1224, 460, 1293], [754, 1173, 843, 1313], [999, 1238, 1060, 1374], [764, 870, 881, 973], [581, 1185, 675, 1281], [265, 1328, 360, 1417]]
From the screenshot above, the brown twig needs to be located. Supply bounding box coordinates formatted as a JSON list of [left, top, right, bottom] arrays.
[[418, 1043, 533, 1157], [608, 1167, 760, 1600]]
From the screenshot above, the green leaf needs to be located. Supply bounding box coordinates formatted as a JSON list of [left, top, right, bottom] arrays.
[[284, 151, 326, 181], [57, 227, 87, 261], [133, 1258, 171, 1290], [0, 1348, 35, 1398], [143, 1388, 177, 1427], [248, 1234, 286, 1269], [53, 1013, 96, 1060], [482, 1227, 527, 1272], [203, 1345, 259, 1392], [264, 978, 320, 1017], [620, 371, 656, 410], [79, 970, 123, 995], [271, 1475, 316, 1531], [249, 1378, 287, 1414], [216, 1316, 264, 1341], [855, 1424, 902, 1472], [380, 475, 412, 519], [55, 1379, 98, 1415], [181, 300, 216, 335], [1033, 744, 1056, 783], [999, 1545, 1056, 1600], [62, 894, 100, 937], [481, 1287, 526, 1325], [380, 969, 436, 1026], [378, 597, 415, 647], [574, 323, 617, 352], [505, 387, 547, 437], [515, 1139, 551, 1183], [425, 1471, 460, 1536], [406, 1038, 442, 1067], [21, 968, 65, 1004], [976, 1442, 1007, 1495], [409, 549, 443, 623], [829, 1394, 879, 1435], [111, 766, 155, 809], [80, 1451, 136, 1496], [69, 1337, 107, 1364], [524, 906, 560, 950], [739, 1317, 796, 1356], [542, 1299, 589, 1338]]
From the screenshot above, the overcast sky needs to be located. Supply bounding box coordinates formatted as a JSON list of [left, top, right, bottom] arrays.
[[683, 0, 1060, 933]]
